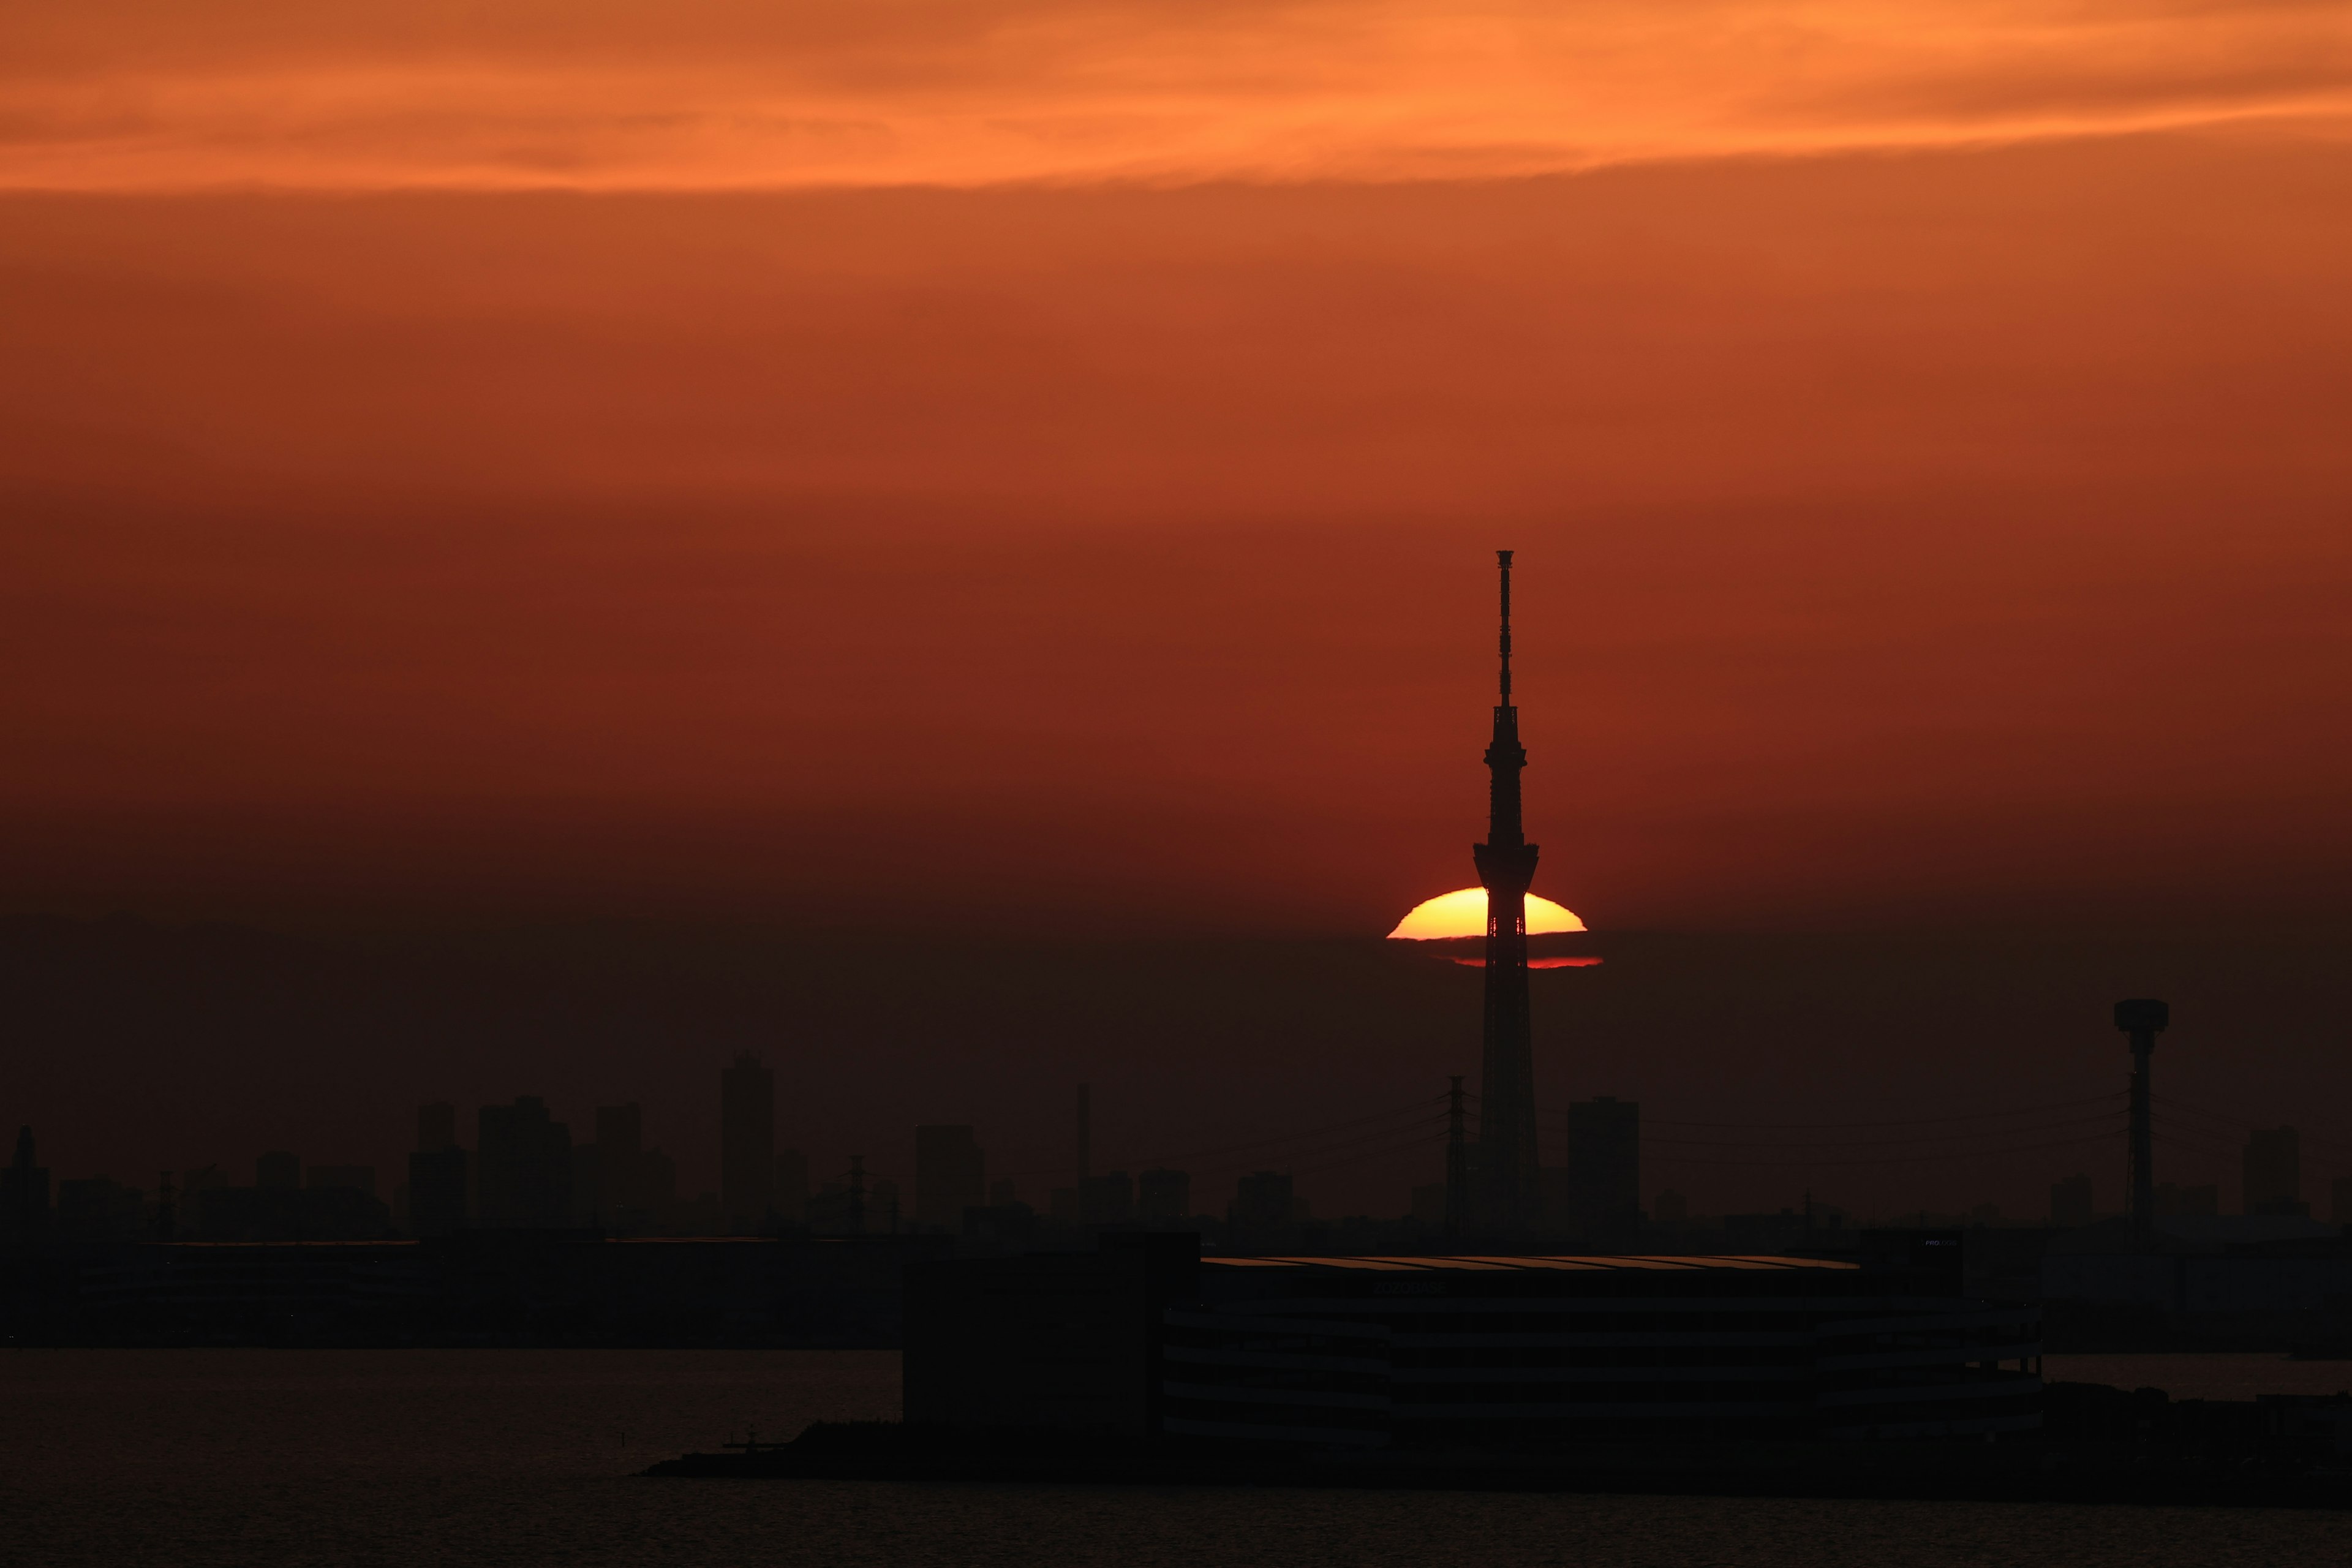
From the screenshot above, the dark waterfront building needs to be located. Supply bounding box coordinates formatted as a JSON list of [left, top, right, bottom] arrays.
[[721, 1053, 775, 1234], [1563, 1096, 1640, 1242], [1472, 551, 1542, 1232], [914, 1126, 986, 1230], [1138, 1168, 1192, 1221], [908, 1232, 2040, 1446], [2244, 1126, 2305, 1216], [477, 1096, 573, 1227]]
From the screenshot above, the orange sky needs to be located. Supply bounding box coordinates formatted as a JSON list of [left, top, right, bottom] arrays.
[[4, 2, 2351, 934]]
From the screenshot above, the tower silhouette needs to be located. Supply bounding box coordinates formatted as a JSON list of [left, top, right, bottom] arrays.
[[1474, 550, 1542, 1232], [2114, 998, 2167, 1239]]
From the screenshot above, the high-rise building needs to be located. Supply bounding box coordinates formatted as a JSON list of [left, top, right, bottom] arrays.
[[408, 1100, 469, 1238], [2, 1126, 49, 1242], [1137, 1167, 1191, 1221], [477, 1097, 573, 1227], [2049, 1173, 2094, 1227], [914, 1126, 986, 1229], [1472, 551, 1542, 1232], [641, 1149, 679, 1221], [720, 1053, 775, 1234], [2334, 1176, 2352, 1226], [2244, 1126, 2304, 1216], [586, 1102, 644, 1222], [306, 1166, 375, 1197], [1564, 1097, 1640, 1240], [256, 1151, 300, 1192]]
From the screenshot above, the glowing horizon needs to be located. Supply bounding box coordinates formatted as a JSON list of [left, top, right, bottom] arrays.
[[1387, 888, 1587, 941]]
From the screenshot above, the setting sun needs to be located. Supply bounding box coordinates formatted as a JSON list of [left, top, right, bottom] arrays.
[[1386, 888, 1586, 940]]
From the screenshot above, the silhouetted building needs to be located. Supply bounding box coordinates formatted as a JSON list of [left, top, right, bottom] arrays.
[[1653, 1189, 1689, 1224], [1137, 1168, 1191, 1221], [721, 1053, 775, 1234], [180, 1164, 226, 1227], [55, 1176, 145, 1241], [256, 1151, 300, 1192], [1229, 1171, 1293, 1253], [2245, 1126, 2305, 1216], [409, 1147, 468, 1237], [2049, 1174, 2094, 1227], [915, 1126, 986, 1229], [1082, 1170, 1134, 1227], [641, 1149, 679, 1220], [200, 1174, 391, 1242], [2, 1126, 49, 1242], [776, 1149, 810, 1226], [477, 1096, 573, 1227], [1564, 1096, 1639, 1241], [407, 1098, 469, 1237], [2155, 1182, 2218, 1217], [2335, 1177, 2352, 1226], [306, 1166, 375, 1197], [581, 1102, 659, 1231], [1472, 550, 1543, 1232]]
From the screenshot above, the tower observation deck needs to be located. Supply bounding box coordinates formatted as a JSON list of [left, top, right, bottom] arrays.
[[1473, 549, 1542, 1232]]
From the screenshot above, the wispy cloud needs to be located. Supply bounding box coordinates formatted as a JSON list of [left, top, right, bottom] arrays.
[[2, 1, 2350, 189]]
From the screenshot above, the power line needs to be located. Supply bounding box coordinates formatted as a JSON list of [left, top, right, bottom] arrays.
[[1643, 1109, 2128, 1152], [1645, 1129, 2129, 1170], [1623, 1093, 2127, 1132]]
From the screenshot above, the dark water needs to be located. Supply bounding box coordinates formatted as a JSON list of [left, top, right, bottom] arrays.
[[3, 1350, 2348, 1567]]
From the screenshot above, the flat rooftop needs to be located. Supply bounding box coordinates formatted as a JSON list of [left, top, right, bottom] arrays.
[[1203, 1254, 1859, 1272]]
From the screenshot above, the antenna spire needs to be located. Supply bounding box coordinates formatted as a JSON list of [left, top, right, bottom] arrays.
[[1497, 549, 1513, 703]]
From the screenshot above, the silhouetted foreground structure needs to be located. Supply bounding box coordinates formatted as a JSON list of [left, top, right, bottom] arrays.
[[649, 1385, 2352, 1506], [904, 1231, 2039, 1447]]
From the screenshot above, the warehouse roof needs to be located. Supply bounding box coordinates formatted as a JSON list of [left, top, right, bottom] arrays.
[[1202, 1254, 1858, 1272]]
